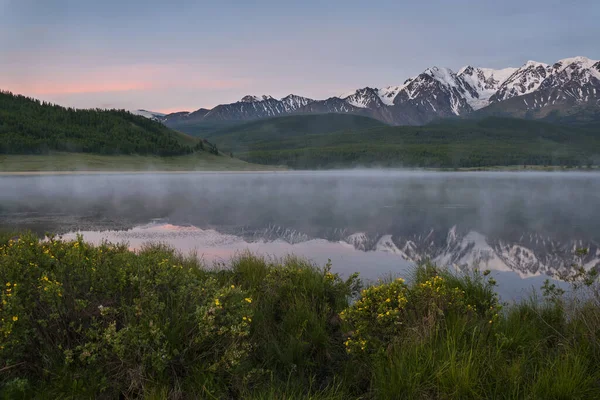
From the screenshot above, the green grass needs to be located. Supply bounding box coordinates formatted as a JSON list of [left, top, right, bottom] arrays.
[[0, 152, 286, 172], [1, 234, 599, 399]]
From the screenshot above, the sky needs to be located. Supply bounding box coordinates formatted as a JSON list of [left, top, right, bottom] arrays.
[[1, 0, 599, 113]]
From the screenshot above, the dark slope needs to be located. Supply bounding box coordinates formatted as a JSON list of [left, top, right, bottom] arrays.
[[208, 115, 600, 168], [204, 113, 386, 153]]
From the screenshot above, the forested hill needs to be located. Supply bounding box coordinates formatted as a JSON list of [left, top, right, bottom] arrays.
[[0, 91, 217, 156], [207, 114, 600, 169]]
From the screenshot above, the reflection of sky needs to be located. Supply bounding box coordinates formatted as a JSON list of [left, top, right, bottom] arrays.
[[63, 223, 567, 301], [1, 0, 599, 112]]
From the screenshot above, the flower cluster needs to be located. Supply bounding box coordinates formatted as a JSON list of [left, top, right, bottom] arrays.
[[341, 278, 409, 353]]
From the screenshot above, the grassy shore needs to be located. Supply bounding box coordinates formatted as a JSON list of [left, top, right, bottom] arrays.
[[0, 153, 286, 173], [1, 233, 599, 399]]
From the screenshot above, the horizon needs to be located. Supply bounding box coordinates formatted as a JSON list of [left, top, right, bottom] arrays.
[[1, 0, 599, 113]]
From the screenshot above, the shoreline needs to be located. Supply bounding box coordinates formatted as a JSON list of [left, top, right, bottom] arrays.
[[0, 170, 289, 176], [1, 166, 598, 176]]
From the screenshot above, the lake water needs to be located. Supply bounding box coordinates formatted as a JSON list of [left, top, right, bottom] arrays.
[[2, 170, 598, 299]]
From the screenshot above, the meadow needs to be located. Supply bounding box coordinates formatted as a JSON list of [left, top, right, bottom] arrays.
[[0, 232, 599, 399], [0, 153, 284, 173]]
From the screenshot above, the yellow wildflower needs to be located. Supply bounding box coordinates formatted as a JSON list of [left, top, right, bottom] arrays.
[[5, 282, 10, 287], [214, 299, 220, 306], [12, 316, 18, 322], [244, 298, 252, 303], [231, 285, 235, 289]]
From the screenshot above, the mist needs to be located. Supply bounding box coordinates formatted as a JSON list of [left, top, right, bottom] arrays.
[[1, 170, 598, 243]]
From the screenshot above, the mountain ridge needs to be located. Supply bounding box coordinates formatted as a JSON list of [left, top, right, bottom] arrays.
[[137, 56, 600, 128]]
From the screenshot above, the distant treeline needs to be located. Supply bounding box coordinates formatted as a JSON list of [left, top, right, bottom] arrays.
[[0, 91, 219, 156], [204, 114, 600, 168]]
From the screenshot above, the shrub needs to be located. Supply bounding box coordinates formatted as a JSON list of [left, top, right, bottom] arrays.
[[341, 265, 500, 355], [0, 233, 252, 398]]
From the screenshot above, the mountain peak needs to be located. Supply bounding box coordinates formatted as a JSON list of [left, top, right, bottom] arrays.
[[342, 87, 383, 109], [458, 65, 475, 75], [523, 60, 549, 68], [556, 56, 596, 65], [240, 95, 274, 103]]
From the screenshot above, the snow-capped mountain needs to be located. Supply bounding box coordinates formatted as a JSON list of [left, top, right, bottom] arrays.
[[489, 61, 552, 103], [136, 56, 600, 127], [173, 94, 316, 123], [341, 87, 387, 109], [479, 56, 600, 119]]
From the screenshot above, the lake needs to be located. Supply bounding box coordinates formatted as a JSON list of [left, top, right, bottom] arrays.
[[2, 170, 598, 299]]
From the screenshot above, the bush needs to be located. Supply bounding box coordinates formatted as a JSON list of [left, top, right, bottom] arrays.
[[0, 233, 252, 398], [341, 265, 500, 355]]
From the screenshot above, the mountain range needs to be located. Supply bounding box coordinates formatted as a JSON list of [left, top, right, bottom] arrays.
[[137, 56, 600, 127]]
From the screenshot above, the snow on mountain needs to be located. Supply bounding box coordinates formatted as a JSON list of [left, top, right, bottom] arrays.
[[480, 57, 600, 115], [458, 66, 518, 110], [199, 94, 316, 121], [377, 83, 410, 106], [280, 94, 315, 111], [341, 87, 386, 109], [490, 61, 552, 103], [542, 56, 600, 88], [391, 67, 474, 116], [240, 95, 274, 103]]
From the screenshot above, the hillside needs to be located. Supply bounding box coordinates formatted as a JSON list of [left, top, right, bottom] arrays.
[[0, 91, 215, 156], [204, 113, 385, 151], [207, 115, 600, 169]]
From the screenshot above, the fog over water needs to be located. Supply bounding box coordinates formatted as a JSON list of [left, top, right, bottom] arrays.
[[1, 170, 599, 298]]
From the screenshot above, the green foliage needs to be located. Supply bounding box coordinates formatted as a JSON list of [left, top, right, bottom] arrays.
[[0, 91, 218, 156], [1, 235, 600, 398], [225, 254, 360, 387], [206, 114, 600, 168], [169, 113, 385, 139], [0, 233, 252, 398], [342, 266, 500, 356]]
